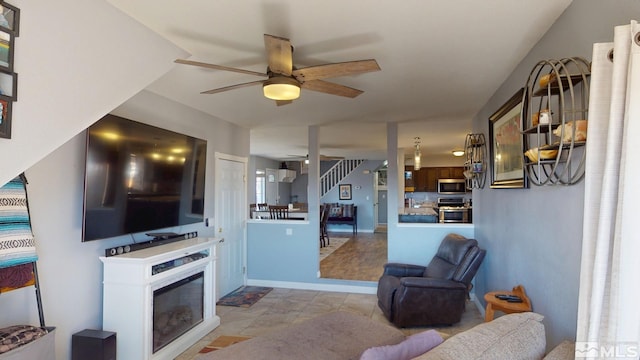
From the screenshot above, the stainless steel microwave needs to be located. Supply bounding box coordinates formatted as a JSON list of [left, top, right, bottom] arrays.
[[437, 179, 466, 194]]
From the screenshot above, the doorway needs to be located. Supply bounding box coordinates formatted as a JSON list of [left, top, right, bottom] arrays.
[[215, 154, 247, 299], [265, 168, 278, 205]]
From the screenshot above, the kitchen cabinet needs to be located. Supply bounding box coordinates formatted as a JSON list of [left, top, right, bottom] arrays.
[[450, 167, 465, 179], [423, 168, 437, 192], [404, 166, 415, 190], [406, 166, 464, 192], [277, 169, 296, 182]]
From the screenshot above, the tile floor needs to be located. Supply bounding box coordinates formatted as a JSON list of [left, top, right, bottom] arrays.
[[176, 288, 484, 359]]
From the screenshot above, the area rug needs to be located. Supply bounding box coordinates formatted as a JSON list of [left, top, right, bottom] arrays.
[[198, 335, 252, 353], [216, 286, 273, 307], [319, 237, 350, 262]]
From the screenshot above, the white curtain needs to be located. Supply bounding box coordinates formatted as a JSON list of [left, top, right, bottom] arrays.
[[576, 20, 640, 357]]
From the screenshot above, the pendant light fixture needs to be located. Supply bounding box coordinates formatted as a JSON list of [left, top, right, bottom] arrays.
[[414, 137, 422, 170]]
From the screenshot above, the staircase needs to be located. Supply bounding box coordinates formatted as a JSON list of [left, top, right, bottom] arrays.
[[320, 160, 365, 197]]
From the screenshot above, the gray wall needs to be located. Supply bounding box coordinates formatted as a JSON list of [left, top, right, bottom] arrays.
[[472, 0, 640, 350], [321, 160, 385, 232], [4, 91, 249, 359]]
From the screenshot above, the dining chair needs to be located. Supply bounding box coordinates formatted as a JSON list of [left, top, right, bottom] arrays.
[[319, 204, 331, 247], [269, 205, 289, 219]]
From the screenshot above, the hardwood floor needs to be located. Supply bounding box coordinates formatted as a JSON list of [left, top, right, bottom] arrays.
[[320, 231, 387, 281]]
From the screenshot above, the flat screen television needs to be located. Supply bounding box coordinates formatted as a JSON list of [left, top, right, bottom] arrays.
[[82, 114, 207, 241]]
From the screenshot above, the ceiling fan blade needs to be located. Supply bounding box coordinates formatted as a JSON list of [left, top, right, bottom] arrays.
[[175, 59, 268, 78], [276, 100, 293, 106], [264, 34, 293, 76], [301, 80, 364, 98], [200, 80, 264, 95], [293, 59, 380, 81]]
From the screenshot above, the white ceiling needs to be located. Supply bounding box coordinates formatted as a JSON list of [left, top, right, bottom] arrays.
[[107, 0, 572, 162]]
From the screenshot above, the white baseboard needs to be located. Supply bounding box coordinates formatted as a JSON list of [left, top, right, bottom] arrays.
[[247, 279, 377, 294], [247, 279, 486, 308], [326, 228, 373, 233], [471, 293, 486, 318]]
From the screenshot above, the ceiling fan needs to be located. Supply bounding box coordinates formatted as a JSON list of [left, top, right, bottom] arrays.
[[175, 34, 381, 105]]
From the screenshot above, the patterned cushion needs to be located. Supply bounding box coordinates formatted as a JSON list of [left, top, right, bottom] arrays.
[[0, 325, 49, 354], [329, 206, 343, 217], [0, 176, 38, 268], [342, 204, 354, 218]]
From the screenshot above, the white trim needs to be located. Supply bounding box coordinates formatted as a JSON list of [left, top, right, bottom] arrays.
[[471, 293, 485, 319], [247, 279, 377, 294], [214, 151, 246, 163], [247, 279, 483, 304], [325, 228, 373, 234], [214, 152, 249, 296]]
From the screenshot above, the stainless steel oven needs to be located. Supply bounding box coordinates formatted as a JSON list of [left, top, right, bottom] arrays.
[[437, 197, 471, 223], [438, 207, 470, 223]]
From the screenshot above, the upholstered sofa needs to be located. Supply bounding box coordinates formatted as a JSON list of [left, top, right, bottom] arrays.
[[324, 203, 358, 234], [195, 311, 575, 360]]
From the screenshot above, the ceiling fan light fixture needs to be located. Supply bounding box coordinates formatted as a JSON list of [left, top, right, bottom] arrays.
[[263, 77, 300, 100]]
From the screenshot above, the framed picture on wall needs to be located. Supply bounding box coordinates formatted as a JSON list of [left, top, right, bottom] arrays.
[[0, 28, 13, 72], [0, 1, 19, 36], [489, 88, 527, 188], [339, 184, 352, 200], [0, 69, 16, 100], [0, 94, 12, 138]]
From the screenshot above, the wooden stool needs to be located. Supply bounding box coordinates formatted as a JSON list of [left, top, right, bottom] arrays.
[[484, 285, 532, 322]]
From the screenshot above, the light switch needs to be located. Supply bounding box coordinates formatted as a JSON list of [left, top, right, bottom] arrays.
[[286, 228, 293, 235]]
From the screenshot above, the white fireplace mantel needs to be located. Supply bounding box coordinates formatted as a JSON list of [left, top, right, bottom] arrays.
[[100, 237, 221, 360]]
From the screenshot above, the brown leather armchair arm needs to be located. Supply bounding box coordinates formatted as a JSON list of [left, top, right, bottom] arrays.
[[382, 263, 426, 277], [399, 277, 468, 290]]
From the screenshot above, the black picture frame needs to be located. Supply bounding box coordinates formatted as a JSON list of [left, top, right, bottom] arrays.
[[0, 28, 13, 72], [0, 1, 19, 36], [489, 88, 527, 189], [0, 69, 16, 100], [0, 94, 12, 138], [339, 184, 352, 200]]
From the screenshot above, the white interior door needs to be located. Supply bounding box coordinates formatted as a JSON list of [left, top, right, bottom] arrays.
[[215, 155, 247, 299], [265, 168, 278, 204]]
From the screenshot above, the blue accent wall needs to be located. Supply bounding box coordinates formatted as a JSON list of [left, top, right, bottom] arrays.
[[247, 221, 318, 282], [389, 225, 475, 265], [471, 0, 640, 350]]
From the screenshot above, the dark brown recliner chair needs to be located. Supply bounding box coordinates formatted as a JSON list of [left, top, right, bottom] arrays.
[[377, 233, 486, 327]]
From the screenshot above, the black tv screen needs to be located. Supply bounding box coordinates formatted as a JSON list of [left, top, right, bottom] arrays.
[[82, 114, 207, 241]]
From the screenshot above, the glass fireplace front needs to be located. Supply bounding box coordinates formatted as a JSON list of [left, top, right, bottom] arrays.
[[152, 271, 204, 353]]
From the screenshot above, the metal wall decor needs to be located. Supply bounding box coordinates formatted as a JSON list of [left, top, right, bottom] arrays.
[[521, 57, 590, 185], [463, 133, 487, 189], [0, 0, 18, 139]]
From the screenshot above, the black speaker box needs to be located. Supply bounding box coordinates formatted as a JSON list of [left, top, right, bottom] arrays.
[[72, 329, 116, 360]]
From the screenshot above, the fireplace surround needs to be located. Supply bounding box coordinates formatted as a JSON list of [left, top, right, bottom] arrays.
[[101, 237, 221, 359]]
